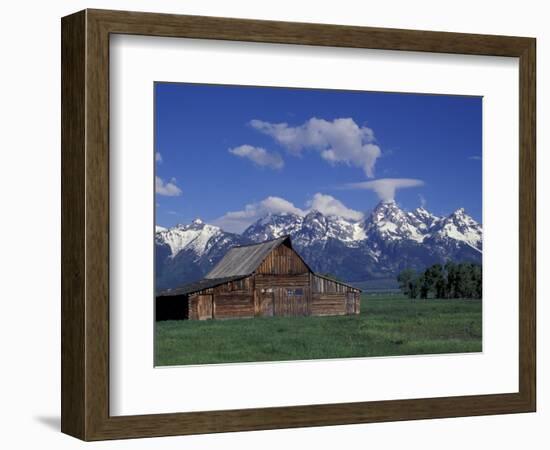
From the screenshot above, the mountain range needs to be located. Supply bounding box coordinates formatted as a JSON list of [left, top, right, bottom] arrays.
[[155, 201, 482, 292]]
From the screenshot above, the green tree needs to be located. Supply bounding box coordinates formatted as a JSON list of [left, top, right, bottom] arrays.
[[409, 276, 420, 299], [445, 261, 458, 298], [433, 264, 447, 298], [399, 262, 481, 300], [397, 268, 419, 299], [458, 263, 477, 298], [425, 263, 446, 299], [418, 272, 433, 299]]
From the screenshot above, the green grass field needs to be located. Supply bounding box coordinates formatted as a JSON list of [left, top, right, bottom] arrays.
[[155, 294, 482, 366]]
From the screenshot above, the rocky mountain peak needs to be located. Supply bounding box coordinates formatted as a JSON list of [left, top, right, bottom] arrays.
[[364, 201, 425, 243], [428, 208, 482, 252], [191, 217, 204, 226], [443, 208, 479, 228]]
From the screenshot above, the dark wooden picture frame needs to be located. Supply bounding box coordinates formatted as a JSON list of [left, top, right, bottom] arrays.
[[61, 9, 536, 441]]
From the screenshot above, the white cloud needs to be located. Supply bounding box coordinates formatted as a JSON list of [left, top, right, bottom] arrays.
[[228, 144, 284, 169], [213, 193, 362, 232], [213, 196, 304, 233], [306, 193, 363, 221], [155, 176, 182, 196], [468, 155, 482, 161], [344, 178, 424, 203], [155, 152, 163, 163], [250, 117, 381, 177]]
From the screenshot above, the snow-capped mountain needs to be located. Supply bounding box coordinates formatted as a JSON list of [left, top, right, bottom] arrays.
[[243, 210, 365, 248], [425, 208, 482, 253], [155, 218, 225, 258], [155, 202, 482, 291], [364, 200, 427, 243], [155, 219, 249, 291], [296, 210, 366, 246], [242, 212, 303, 243], [408, 206, 440, 231]]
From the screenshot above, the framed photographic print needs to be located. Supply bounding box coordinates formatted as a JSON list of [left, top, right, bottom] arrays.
[[61, 9, 536, 441]]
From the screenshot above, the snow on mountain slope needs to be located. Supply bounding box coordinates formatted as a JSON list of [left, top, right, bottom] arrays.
[[155, 202, 483, 290], [242, 212, 303, 243], [154, 219, 249, 291], [364, 200, 426, 243], [155, 218, 223, 258], [427, 208, 482, 251], [295, 210, 365, 247], [243, 210, 365, 247], [242, 201, 482, 251], [407, 207, 441, 231]]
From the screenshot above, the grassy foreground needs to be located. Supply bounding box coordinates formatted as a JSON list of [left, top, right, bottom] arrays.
[[155, 294, 482, 366]]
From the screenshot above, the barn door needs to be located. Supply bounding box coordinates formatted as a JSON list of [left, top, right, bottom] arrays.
[[197, 294, 213, 320], [345, 292, 355, 314], [259, 289, 274, 317], [275, 287, 306, 316], [290, 288, 307, 316]]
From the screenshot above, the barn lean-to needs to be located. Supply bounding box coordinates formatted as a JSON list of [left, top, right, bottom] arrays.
[[156, 236, 361, 320]]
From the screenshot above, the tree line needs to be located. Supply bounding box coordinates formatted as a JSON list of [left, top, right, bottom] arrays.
[[397, 262, 482, 299]]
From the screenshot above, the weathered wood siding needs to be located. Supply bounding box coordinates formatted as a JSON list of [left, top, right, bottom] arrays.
[[258, 290, 274, 316], [204, 277, 255, 319], [197, 294, 213, 319], [310, 294, 347, 316], [256, 243, 309, 275], [310, 274, 361, 316], [255, 273, 310, 288], [254, 273, 310, 317], [214, 293, 255, 319], [187, 278, 255, 320], [275, 287, 309, 316], [312, 274, 353, 294], [355, 292, 361, 314], [213, 277, 253, 294], [188, 294, 214, 320], [188, 294, 198, 320], [345, 292, 358, 314]]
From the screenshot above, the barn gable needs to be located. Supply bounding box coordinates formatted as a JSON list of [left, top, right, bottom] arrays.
[[205, 236, 310, 279], [256, 239, 310, 275]]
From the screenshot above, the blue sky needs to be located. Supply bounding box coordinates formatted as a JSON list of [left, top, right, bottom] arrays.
[[155, 82, 482, 232]]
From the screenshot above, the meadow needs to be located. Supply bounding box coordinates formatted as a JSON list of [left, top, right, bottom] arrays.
[[155, 294, 482, 366]]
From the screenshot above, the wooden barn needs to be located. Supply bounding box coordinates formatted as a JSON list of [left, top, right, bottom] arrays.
[[156, 236, 361, 321]]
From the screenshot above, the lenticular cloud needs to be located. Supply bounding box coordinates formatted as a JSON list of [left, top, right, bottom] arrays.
[[344, 178, 424, 202]]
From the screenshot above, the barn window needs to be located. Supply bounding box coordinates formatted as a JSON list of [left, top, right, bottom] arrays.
[[286, 288, 304, 296]]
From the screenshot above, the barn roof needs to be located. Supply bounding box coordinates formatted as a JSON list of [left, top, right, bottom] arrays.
[[205, 235, 298, 279], [157, 275, 246, 297]]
